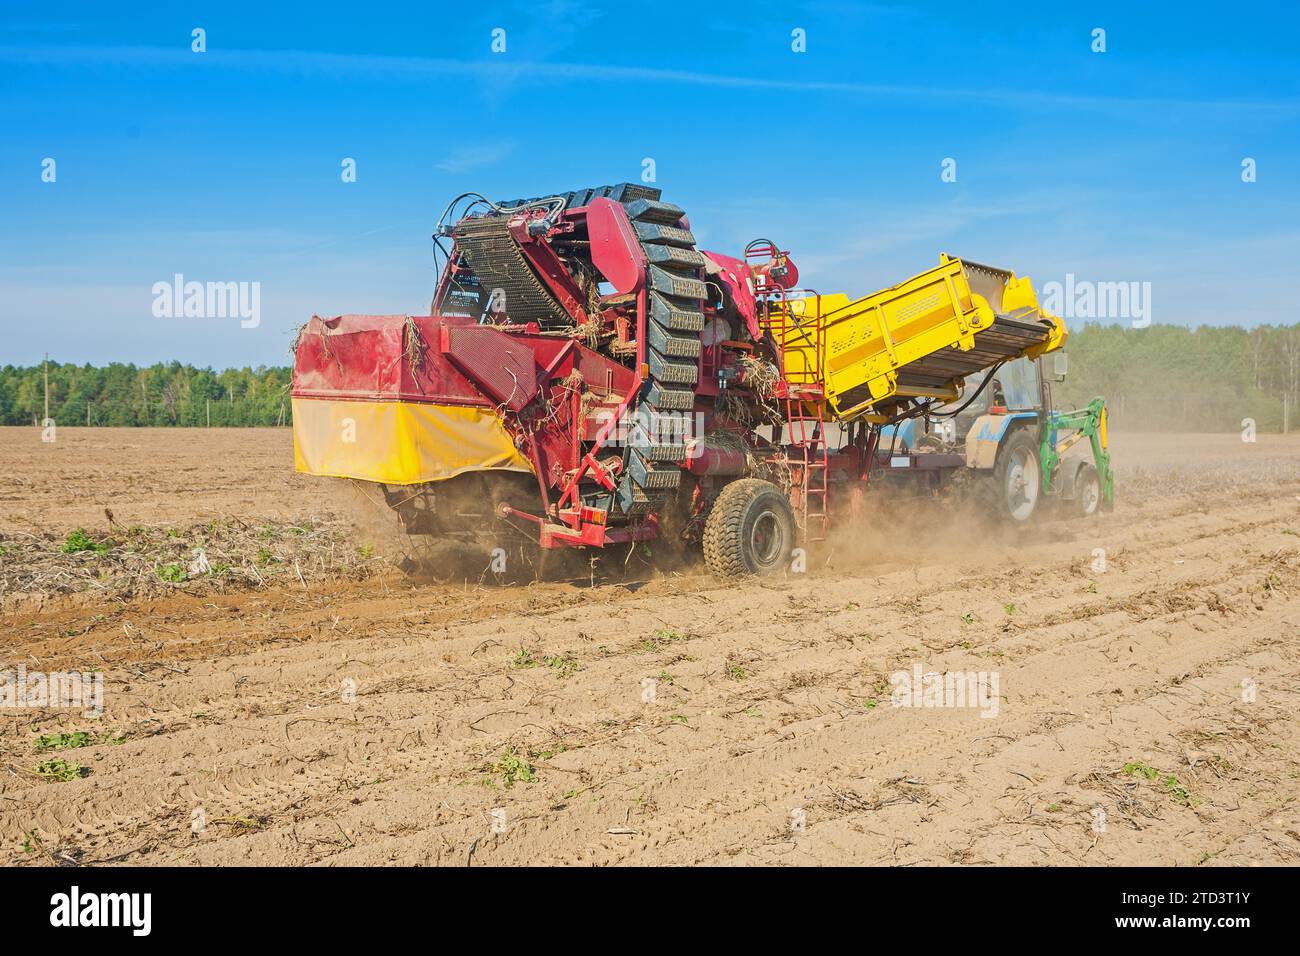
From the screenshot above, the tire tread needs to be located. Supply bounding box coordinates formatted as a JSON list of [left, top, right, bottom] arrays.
[[702, 478, 790, 577]]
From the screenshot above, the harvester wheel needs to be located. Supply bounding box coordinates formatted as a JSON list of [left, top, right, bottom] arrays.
[[702, 479, 794, 577], [1074, 463, 1101, 518], [991, 430, 1041, 525]]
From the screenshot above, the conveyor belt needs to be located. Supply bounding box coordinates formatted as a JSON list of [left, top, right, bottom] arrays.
[[451, 216, 574, 331], [836, 314, 1053, 413]]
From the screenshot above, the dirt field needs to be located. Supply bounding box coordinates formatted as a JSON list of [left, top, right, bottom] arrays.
[[2, 426, 1298, 866]]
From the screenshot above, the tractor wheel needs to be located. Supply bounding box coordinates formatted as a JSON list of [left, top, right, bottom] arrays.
[[702, 478, 795, 577], [990, 430, 1041, 525], [1074, 463, 1101, 518]]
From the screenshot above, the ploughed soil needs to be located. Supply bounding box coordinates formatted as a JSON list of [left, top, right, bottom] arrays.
[[1, 426, 1298, 866]]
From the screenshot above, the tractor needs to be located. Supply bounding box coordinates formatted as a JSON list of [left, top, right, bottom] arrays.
[[957, 354, 1114, 524], [881, 353, 1115, 524]]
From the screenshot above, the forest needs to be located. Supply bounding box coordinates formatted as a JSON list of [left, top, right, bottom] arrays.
[[1, 323, 1298, 432], [0, 362, 292, 427], [1055, 322, 1300, 433]]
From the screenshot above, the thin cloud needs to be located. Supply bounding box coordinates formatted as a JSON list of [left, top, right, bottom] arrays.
[[434, 142, 515, 174], [3, 44, 1298, 115]]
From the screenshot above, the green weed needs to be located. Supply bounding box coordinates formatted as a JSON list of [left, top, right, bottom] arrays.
[[543, 653, 579, 678], [640, 628, 685, 652], [1122, 760, 1159, 780], [36, 759, 86, 782], [62, 529, 109, 555], [490, 748, 537, 788], [35, 731, 93, 752], [156, 563, 186, 583]]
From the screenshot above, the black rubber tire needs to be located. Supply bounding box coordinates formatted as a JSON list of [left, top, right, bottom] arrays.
[[1074, 462, 1101, 518], [702, 478, 795, 577], [989, 428, 1042, 525]]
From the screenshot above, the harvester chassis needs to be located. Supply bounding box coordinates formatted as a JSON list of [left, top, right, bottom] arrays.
[[290, 182, 1102, 577]]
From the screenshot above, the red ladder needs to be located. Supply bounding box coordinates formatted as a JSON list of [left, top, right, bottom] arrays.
[[746, 243, 829, 542], [784, 388, 829, 541]]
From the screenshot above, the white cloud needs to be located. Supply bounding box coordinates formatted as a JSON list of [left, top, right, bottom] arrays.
[[3, 44, 1296, 115], [434, 142, 515, 174]]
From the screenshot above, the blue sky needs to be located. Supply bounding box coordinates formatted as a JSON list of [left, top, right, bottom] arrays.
[[2, 1, 1298, 369]]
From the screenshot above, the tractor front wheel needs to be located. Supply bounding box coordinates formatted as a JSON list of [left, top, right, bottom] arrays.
[[702, 479, 795, 577], [1074, 463, 1102, 518]]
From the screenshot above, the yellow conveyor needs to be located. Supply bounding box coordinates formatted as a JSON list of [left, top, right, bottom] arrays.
[[772, 254, 1067, 423]]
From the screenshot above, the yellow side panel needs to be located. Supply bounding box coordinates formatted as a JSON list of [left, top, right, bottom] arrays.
[[772, 256, 1066, 423], [778, 258, 986, 412], [292, 398, 533, 485]]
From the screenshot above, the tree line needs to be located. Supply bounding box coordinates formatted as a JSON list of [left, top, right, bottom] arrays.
[[1055, 323, 1300, 433], [2, 322, 1298, 431], [0, 362, 292, 427]]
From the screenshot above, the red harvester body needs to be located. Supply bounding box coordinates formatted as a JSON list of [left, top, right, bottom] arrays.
[[292, 183, 1067, 575]]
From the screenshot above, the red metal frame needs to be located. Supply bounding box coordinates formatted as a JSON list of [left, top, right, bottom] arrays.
[[545, 201, 652, 512], [532, 202, 653, 546]]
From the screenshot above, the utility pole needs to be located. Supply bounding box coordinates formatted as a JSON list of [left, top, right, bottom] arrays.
[[43, 353, 49, 422], [207, 398, 211, 428]]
